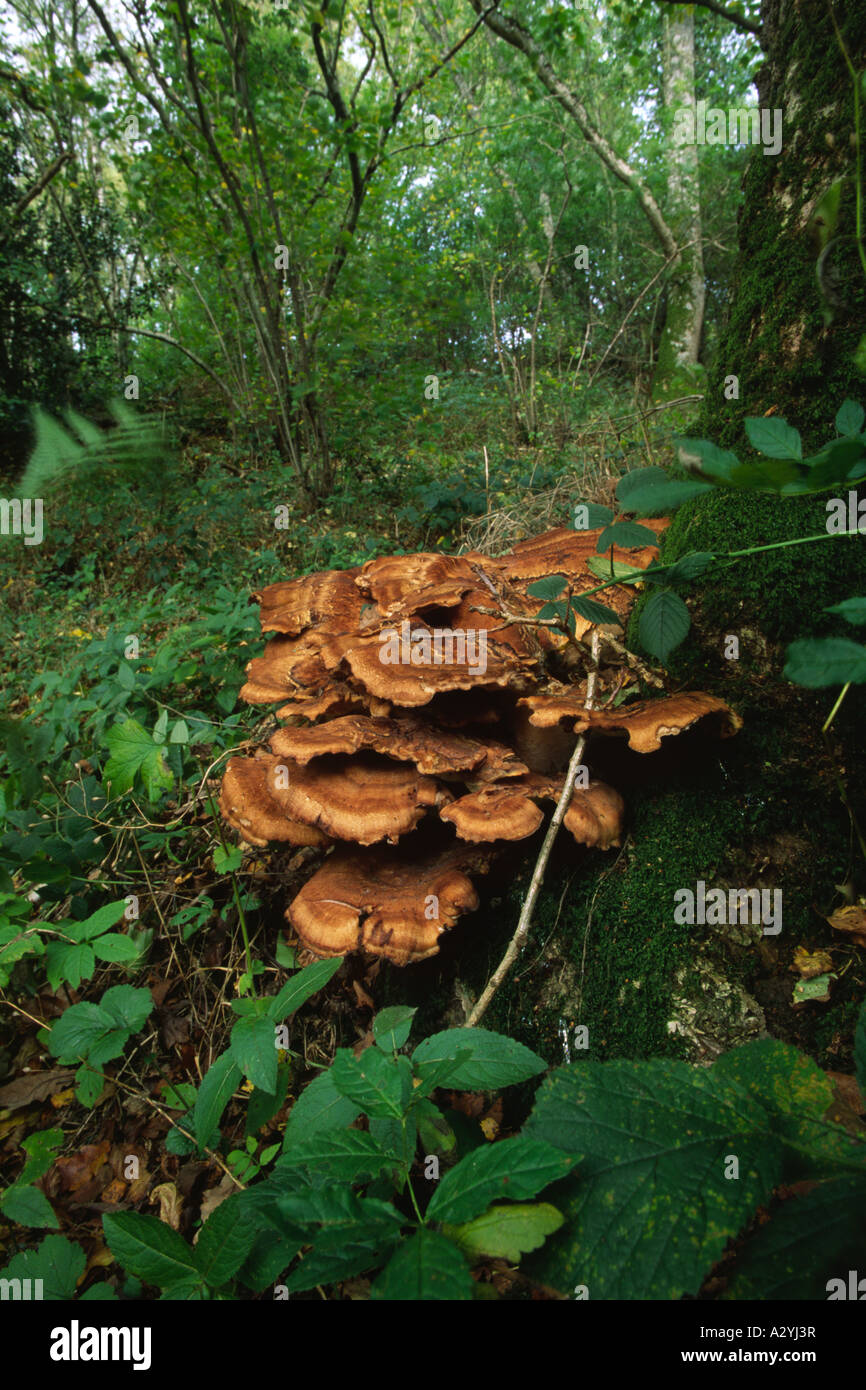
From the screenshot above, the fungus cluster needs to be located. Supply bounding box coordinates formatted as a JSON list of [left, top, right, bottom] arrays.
[[220, 524, 741, 965]]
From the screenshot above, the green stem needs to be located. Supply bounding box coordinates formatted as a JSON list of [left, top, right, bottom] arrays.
[[822, 681, 851, 734], [207, 793, 253, 987]]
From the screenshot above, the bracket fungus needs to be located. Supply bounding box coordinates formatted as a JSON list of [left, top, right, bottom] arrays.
[[219, 523, 741, 965]]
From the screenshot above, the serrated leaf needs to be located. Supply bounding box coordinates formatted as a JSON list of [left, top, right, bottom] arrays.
[[48, 1001, 113, 1062], [371, 1228, 473, 1301], [572, 502, 614, 529], [526, 574, 567, 601], [0, 1183, 58, 1228], [103, 1212, 199, 1290], [92, 933, 141, 963], [373, 1005, 417, 1052], [615, 466, 669, 503], [570, 594, 621, 626], [45, 941, 95, 990], [638, 589, 691, 661], [596, 521, 658, 553], [744, 415, 803, 460], [0, 1234, 85, 1299], [665, 551, 716, 584], [726, 1175, 866, 1299], [446, 1202, 563, 1262], [616, 479, 712, 517], [194, 1194, 257, 1286], [72, 900, 127, 939], [330, 1046, 406, 1117], [99, 984, 153, 1034], [282, 1068, 361, 1148], [103, 719, 172, 800], [213, 845, 243, 874], [411, 1028, 547, 1091], [427, 1136, 577, 1224], [276, 1128, 398, 1181]]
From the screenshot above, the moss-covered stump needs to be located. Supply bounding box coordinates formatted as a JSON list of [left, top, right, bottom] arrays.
[[379, 483, 866, 1078]]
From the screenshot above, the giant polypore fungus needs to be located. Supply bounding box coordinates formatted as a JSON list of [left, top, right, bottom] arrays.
[[219, 521, 741, 965]]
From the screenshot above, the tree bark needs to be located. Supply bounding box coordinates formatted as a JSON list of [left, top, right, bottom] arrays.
[[704, 0, 866, 448]]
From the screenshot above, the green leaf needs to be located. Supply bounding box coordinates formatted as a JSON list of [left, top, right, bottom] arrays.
[[99, 984, 153, 1034], [103, 718, 173, 800], [48, 1001, 114, 1062], [213, 845, 243, 874], [572, 502, 614, 529], [0, 1234, 85, 1299], [784, 637, 866, 687], [825, 597, 866, 625], [194, 1194, 258, 1286], [526, 574, 566, 600], [856, 1001, 866, 1101], [445, 1202, 563, 1262], [615, 466, 669, 503], [618, 479, 712, 516], [194, 1053, 242, 1147], [73, 900, 127, 939], [75, 1063, 105, 1107], [673, 437, 740, 480], [586, 556, 647, 583], [45, 941, 95, 990], [638, 589, 691, 661], [665, 551, 716, 584], [267, 956, 342, 1022], [371, 1228, 473, 1301], [282, 1068, 362, 1148], [373, 1005, 417, 1052], [427, 1136, 577, 1224], [0, 1184, 58, 1228], [835, 399, 865, 437], [570, 595, 621, 626], [726, 1175, 866, 1299], [18, 1128, 64, 1185], [276, 1128, 398, 1181], [414, 1098, 457, 1155], [92, 933, 141, 963], [230, 1015, 278, 1094], [411, 1028, 547, 1091], [744, 415, 803, 460], [596, 521, 658, 553], [103, 1212, 199, 1290], [330, 1046, 406, 1118]]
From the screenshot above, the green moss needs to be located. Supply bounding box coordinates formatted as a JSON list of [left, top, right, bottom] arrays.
[[655, 485, 866, 644]]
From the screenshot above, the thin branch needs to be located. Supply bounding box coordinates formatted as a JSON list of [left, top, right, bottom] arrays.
[[653, 0, 762, 38], [464, 629, 602, 1028]]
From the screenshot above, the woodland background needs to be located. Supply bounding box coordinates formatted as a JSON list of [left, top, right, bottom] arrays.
[[1, 0, 866, 1303]]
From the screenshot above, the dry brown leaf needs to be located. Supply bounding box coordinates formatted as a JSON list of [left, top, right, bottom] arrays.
[[791, 946, 834, 979], [0, 1069, 74, 1110], [826, 903, 866, 948], [198, 1173, 236, 1224], [150, 1181, 183, 1230]]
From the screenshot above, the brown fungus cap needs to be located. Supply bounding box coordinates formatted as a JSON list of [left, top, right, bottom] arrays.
[[564, 781, 626, 850], [356, 552, 492, 615], [219, 754, 331, 849], [275, 682, 391, 723], [265, 752, 448, 845], [287, 843, 491, 965], [270, 714, 487, 777], [441, 785, 545, 842], [501, 522, 666, 585], [441, 771, 624, 849], [344, 621, 536, 707], [253, 568, 363, 636], [520, 690, 742, 752]]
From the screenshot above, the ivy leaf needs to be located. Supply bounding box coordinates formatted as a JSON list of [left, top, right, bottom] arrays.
[[638, 589, 691, 661], [445, 1202, 563, 1262], [371, 1228, 473, 1301], [103, 719, 173, 800]]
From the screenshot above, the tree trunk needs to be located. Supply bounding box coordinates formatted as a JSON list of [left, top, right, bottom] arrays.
[[653, 7, 706, 395], [704, 0, 866, 449]]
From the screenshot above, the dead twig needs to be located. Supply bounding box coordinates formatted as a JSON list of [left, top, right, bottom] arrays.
[[463, 629, 602, 1028]]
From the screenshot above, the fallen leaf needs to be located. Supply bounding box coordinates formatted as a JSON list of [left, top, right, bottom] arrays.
[[101, 1178, 128, 1205], [792, 973, 836, 1006], [352, 979, 375, 1010], [53, 1141, 110, 1194], [49, 1087, 76, 1109], [198, 1172, 236, 1223], [827, 903, 866, 947], [150, 1181, 183, 1230], [791, 946, 834, 979], [0, 1069, 75, 1110]]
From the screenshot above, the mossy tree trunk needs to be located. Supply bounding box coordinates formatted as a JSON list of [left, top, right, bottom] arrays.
[[703, 0, 866, 448]]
